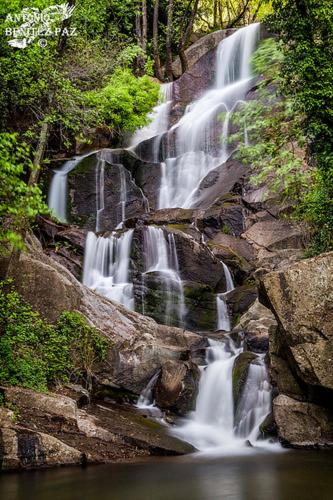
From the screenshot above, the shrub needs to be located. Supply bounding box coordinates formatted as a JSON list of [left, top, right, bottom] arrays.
[[0, 280, 108, 392]]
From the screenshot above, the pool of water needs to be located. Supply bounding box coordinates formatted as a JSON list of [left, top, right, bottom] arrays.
[[1, 451, 333, 500]]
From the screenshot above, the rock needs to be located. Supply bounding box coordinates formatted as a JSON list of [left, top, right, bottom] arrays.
[[172, 29, 237, 79], [154, 360, 200, 415], [7, 234, 203, 395], [242, 220, 304, 252], [262, 252, 333, 392], [183, 282, 217, 332], [273, 395, 333, 448], [232, 352, 257, 409], [1, 387, 77, 421], [173, 230, 227, 290], [191, 159, 247, 210], [233, 299, 277, 353], [0, 427, 84, 470], [0, 386, 194, 469], [35, 217, 86, 280], [225, 284, 257, 323], [197, 195, 245, 238], [261, 252, 333, 449], [258, 412, 277, 440], [68, 152, 148, 231]]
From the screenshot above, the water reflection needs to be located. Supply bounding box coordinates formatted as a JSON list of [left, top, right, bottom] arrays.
[[1, 451, 333, 500]]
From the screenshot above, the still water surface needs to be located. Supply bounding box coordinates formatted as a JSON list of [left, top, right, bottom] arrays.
[[1, 451, 333, 500]]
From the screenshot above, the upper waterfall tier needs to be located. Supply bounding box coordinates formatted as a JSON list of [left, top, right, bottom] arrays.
[[158, 23, 260, 209]]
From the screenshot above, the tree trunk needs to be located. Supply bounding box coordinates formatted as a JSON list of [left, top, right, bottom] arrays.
[[165, 0, 174, 81], [153, 0, 164, 80], [213, 0, 218, 28], [178, 0, 199, 75], [142, 0, 147, 54]]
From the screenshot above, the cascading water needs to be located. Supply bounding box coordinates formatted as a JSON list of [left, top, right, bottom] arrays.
[[216, 262, 235, 332], [48, 155, 87, 222], [171, 258, 277, 453], [82, 230, 134, 310], [143, 226, 185, 327], [130, 82, 173, 161], [95, 158, 105, 232], [158, 23, 260, 209], [172, 337, 275, 454]]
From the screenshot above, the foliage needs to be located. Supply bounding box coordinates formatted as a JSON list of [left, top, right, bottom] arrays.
[[229, 39, 310, 204], [85, 69, 159, 134], [0, 133, 47, 250], [0, 280, 108, 392], [267, 0, 333, 254]]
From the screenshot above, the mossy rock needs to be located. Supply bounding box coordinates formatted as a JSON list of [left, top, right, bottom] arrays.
[[232, 351, 257, 410], [258, 412, 277, 440], [183, 281, 216, 331]]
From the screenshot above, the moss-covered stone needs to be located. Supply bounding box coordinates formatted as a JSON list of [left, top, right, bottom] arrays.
[[183, 281, 217, 331], [232, 352, 257, 409]]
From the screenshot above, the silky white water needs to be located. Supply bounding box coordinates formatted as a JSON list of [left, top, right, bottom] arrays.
[[216, 262, 235, 332], [143, 226, 185, 326], [82, 230, 134, 310], [130, 82, 173, 160], [172, 337, 275, 454], [48, 155, 87, 222], [158, 23, 260, 209]]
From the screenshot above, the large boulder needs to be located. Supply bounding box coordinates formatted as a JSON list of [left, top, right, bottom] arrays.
[[68, 152, 148, 231], [232, 352, 257, 409], [273, 395, 333, 448], [261, 252, 333, 447], [7, 234, 203, 395], [262, 252, 333, 391], [154, 360, 200, 415], [192, 159, 247, 210]]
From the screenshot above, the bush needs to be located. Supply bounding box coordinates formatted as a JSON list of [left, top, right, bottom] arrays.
[[0, 280, 108, 392], [85, 68, 159, 135]]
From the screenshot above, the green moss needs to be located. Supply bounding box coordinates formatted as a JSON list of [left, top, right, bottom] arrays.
[[232, 352, 257, 407]]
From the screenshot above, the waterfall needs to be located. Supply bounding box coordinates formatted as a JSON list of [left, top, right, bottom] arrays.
[[48, 155, 86, 222], [172, 337, 274, 453], [143, 227, 185, 326], [216, 262, 235, 332], [82, 230, 134, 310], [158, 23, 260, 209], [136, 371, 160, 409], [234, 356, 272, 441], [95, 159, 105, 232], [130, 82, 173, 160]]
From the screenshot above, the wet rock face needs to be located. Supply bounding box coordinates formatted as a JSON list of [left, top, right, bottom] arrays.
[[154, 360, 200, 416], [172, 29, 237, 79], [232, 352, 257, 409], [67, 153, 148, 231]]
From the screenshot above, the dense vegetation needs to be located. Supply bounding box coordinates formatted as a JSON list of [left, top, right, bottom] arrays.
[[230, 1, 333, 254], [268, 0, 333, 253], [0, 281, 108, 392]]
